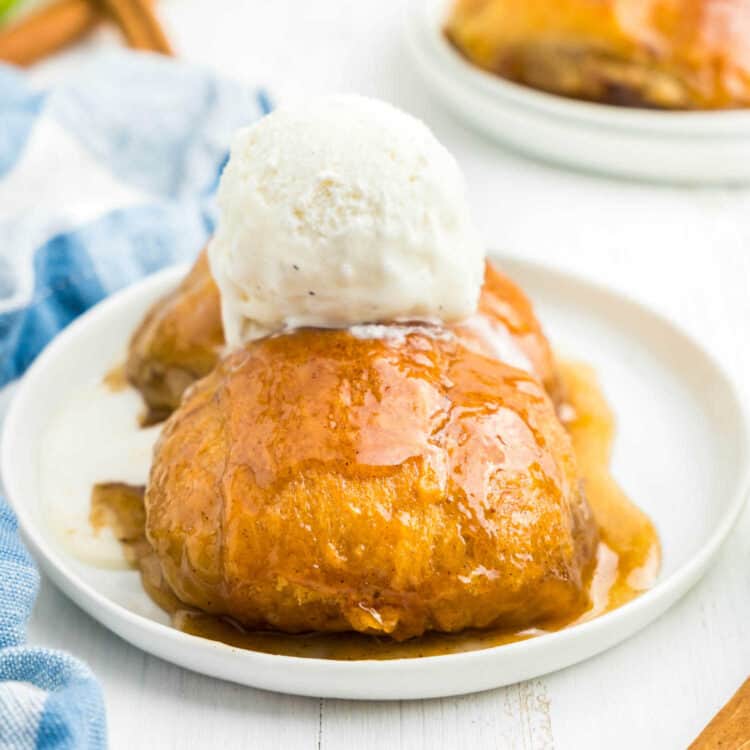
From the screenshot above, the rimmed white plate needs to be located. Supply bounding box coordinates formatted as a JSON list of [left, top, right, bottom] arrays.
[[405, 0, 750, 184], [2, 258, 749, 700]]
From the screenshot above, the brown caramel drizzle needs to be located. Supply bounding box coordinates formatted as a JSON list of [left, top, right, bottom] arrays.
[[558, 362, 660, 607], [102, 363, 128, 392], [90, 361, 659, 660], [102, 362, 188, 426]]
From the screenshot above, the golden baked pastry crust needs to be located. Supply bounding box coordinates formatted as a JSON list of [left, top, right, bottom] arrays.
[[146, 328, 597, 640], [126, 253, 562, 416], [446, 0, 750, 109], [125, 250, 224, 422]]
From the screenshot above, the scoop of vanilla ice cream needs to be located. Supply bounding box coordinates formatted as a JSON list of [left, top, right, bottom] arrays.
[[208, 94, 485, 347]]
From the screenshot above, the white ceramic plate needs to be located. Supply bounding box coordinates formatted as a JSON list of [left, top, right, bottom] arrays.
[[405, 0, 750, 184], [2, 259, 749, 700]]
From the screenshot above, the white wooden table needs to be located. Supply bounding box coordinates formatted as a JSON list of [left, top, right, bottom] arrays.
[[9, 1, 750, 747]]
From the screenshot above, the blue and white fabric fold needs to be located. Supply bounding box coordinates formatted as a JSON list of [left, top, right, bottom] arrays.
[[0, 50, 270, 748], [0, 502, 105, 749]]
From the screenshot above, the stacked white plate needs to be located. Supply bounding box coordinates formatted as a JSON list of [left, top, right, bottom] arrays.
[[405, 0, 750, 184]]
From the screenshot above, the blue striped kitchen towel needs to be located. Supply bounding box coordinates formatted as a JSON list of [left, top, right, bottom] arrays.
[[0, 50, 270, 749]]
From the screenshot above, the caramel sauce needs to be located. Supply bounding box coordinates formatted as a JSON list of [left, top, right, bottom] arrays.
[[90, 360, 659, 660], [102, 363, 128, 392], [103, 361, 169, 425]]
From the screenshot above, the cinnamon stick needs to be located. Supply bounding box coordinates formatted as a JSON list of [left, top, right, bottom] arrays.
[[0, 0, 100, 66], [689, 677, 750, 749], [100, 0, 172, 55]]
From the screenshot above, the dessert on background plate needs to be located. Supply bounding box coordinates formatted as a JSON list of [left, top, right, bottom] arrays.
[[406, 0, 750, 183], [91, 95, 658, 657], [445, 0, 750, 109]]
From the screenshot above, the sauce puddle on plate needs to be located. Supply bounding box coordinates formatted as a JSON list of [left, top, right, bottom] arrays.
[[103, 362, 169, 427], [90, 361, 660, 660]]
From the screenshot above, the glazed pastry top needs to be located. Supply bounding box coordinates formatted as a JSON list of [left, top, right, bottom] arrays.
[[145, 326, 597, 639]]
